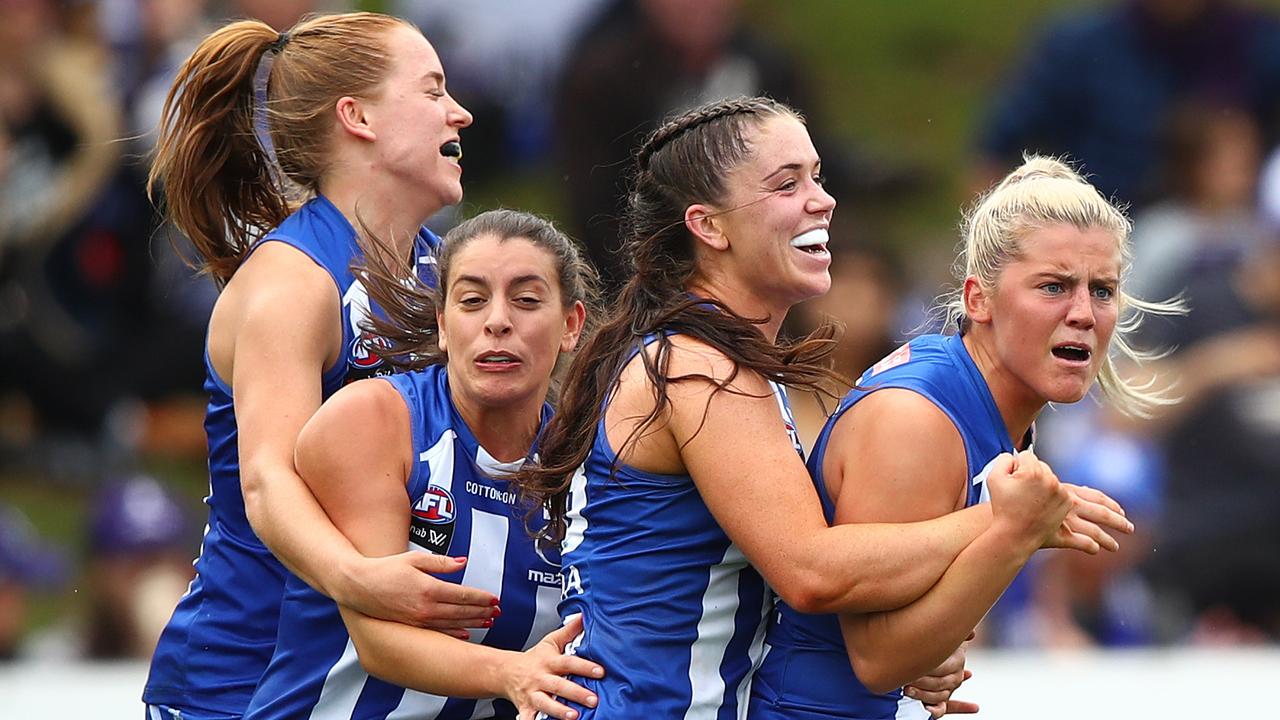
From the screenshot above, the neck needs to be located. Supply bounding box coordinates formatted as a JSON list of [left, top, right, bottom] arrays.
[[686, 274, 790, 342], [961, 331, 1042, 448], [447, 374, 545, 463], [320, 171, 437, 260]]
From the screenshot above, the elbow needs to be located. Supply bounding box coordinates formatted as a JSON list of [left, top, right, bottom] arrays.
[[847, 650, 903, 695], [775, 569, 844, 615], [349, 633, 394, 684]]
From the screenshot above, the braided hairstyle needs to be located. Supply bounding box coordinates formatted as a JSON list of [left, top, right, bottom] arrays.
[[515, 96, 841, 542]]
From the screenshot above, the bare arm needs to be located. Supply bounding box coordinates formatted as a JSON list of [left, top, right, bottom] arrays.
[[829, 391, 1122, 693], [294, 381, 602, 718], [610, 338, 993, 615], [220, 243, 495, 629]]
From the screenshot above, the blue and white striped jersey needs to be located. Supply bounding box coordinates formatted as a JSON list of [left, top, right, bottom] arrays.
[[556, 337, 802, 719], [244, 364, 562, 720], [144, 195, 438, 715], [749, 333, 1014, 720]]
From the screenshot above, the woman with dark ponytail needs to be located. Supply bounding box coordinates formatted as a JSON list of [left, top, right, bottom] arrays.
[[144, 13, 495, 719], [514, 97, 1135, 718]]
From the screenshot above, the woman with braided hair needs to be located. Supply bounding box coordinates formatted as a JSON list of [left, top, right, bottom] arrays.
[[143, 12, 498, 719], [513, 98, 1135, 718]]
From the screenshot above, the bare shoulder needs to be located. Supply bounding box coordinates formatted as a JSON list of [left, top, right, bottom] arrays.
[[297, 378, 411, 470], [826, 387, 968, 520]]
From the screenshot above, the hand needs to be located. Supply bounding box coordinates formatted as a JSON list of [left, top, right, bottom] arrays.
[[903, 639, 978, 717], [339, 552, 499, 638], [510, 614, 604, 720], [985, 450, 1072, 550], [1043, 483, 1134, 555]]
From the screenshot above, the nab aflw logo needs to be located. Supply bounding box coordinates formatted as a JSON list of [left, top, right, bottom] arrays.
[[410, 486, 457, 555]]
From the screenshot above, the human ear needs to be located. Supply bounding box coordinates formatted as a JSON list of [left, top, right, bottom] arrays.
[[684, 204, 729, 252], [560, 300, 587, 353], [336, 96, 377, 142], [963, 276, 993, 325]]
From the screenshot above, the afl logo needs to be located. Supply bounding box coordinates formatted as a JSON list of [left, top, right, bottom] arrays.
[[413, 487, 456, 524], [349, 332, 389, 370]]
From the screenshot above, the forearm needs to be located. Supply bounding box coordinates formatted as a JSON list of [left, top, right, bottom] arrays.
[[243, 462, 364, 601], [343, 608, 508, 697], [844, 524, 1036, 692], [792, 503, 993, 614]]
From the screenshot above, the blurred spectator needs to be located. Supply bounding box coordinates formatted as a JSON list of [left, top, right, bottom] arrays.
[[392, 0, 611, 185], [1133, 236, 1280, 642], [0, 0, 155, 457], [0, 503, 68, 660], [976, 0, 1280, 210], [784, 238, 906, 450], [82, 475, 194, 659], [1128, 103, 1270, 301], [553, 0, 911, 293]]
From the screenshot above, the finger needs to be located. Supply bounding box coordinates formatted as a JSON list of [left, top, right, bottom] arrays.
[[924, 702, 945, 719], [420, 601, 502, 622], [962, 669, 973, 682], [1056, 529, 1101, 555], [1066, 517, 1121, 552], [528, 692, 581, 720], [1065, 483, 1125, 516], [541, 614, 585, 651], [551, 655, 605, 681], [1072, 499, 1134, 534], [540, 676, 599, 712], [945, 700, 981, 714], [905, 686, 953, 705], [408, 572, 501, 607], [990, 452, 1016, 475], [905, 671, 962, 693]]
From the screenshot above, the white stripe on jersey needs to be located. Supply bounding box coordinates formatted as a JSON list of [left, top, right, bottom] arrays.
[[684, 543, 748, 720], [561, 465, 589, 555], [733, 591, 772, 720], [420, 430, 458, 495], [308, 640, 364, 719], [896, 693, 930, 720]]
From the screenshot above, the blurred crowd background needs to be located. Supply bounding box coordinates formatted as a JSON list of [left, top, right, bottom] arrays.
[[2, 0, 1279, 666]]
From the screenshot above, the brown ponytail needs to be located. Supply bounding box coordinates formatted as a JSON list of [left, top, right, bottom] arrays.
[[149, 12, 414, 285]]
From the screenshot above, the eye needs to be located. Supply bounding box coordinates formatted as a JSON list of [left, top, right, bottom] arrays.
[[458, 295, 485, 307], [775, 179, 798, 193], [1092, 285, 1115, 301], [1040, 282, 1064, 295], [813, 173, 827, 186], [514, 295, 543, 308]]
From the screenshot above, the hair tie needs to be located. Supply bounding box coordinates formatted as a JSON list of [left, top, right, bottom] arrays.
[[268, 31, 291, 54]]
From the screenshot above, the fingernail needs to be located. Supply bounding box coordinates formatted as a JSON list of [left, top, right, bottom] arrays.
[[905, 687, 917, 698], [491, 607, 502, 619], [567, 711, 578, 719], [482, 618, 494, 628], [490, 597, 501, 606], [593, 666, 604, 677], [453, 556, 467, 563], [587, 695, 598, 707]]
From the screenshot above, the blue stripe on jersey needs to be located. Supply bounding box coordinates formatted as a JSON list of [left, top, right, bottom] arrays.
[[557, 342, 800, 719], [749, 333, 1015, 720], [244, 364, 562, 720], [145, 196, 440, 714]]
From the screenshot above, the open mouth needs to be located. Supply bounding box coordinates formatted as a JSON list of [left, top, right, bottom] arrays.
[[476, 352, 520, 369], [440, 140, 462, 162], [790, 228, 829, 255], [1051, 344, 1091, 363]]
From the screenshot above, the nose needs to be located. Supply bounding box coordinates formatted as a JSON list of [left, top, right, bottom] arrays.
[[484, 301, 512, 337], [449, 94, 474, 129], [1065, 286, 1095, 330], [806, 181, 837, 218]]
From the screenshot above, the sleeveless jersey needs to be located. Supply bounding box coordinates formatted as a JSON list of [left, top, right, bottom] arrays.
[[748, 333, 1014, 720], [244, 364, 563, 720], [556, 338, 804, 720], [144, 195, 439, 714]]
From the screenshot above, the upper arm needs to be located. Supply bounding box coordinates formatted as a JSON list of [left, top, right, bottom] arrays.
[[223, 243, 343, 480], [825, 389, 969, 526], [294, 379, 414, 557], [662, 340, 829, 583]]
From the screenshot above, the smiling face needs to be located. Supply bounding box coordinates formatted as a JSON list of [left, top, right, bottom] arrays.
[[968, 223, 1122, 410], [706, 114, 837, 309], [438, 234, 584, 413], [361, 25, 473, 210]]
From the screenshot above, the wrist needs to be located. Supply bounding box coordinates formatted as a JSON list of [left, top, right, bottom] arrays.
[[983, 519, 1042, 562]]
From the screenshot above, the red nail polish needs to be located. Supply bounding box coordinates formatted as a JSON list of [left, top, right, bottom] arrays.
[[490, 597, 501, 606], [491, 607, 502, 619]]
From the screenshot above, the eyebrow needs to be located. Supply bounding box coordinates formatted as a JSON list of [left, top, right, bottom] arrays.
[[423, 70, 444, 84], [761, 160, 821, 184], [1035, 271, 1119, 285], [453, 274, 550, 288]]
